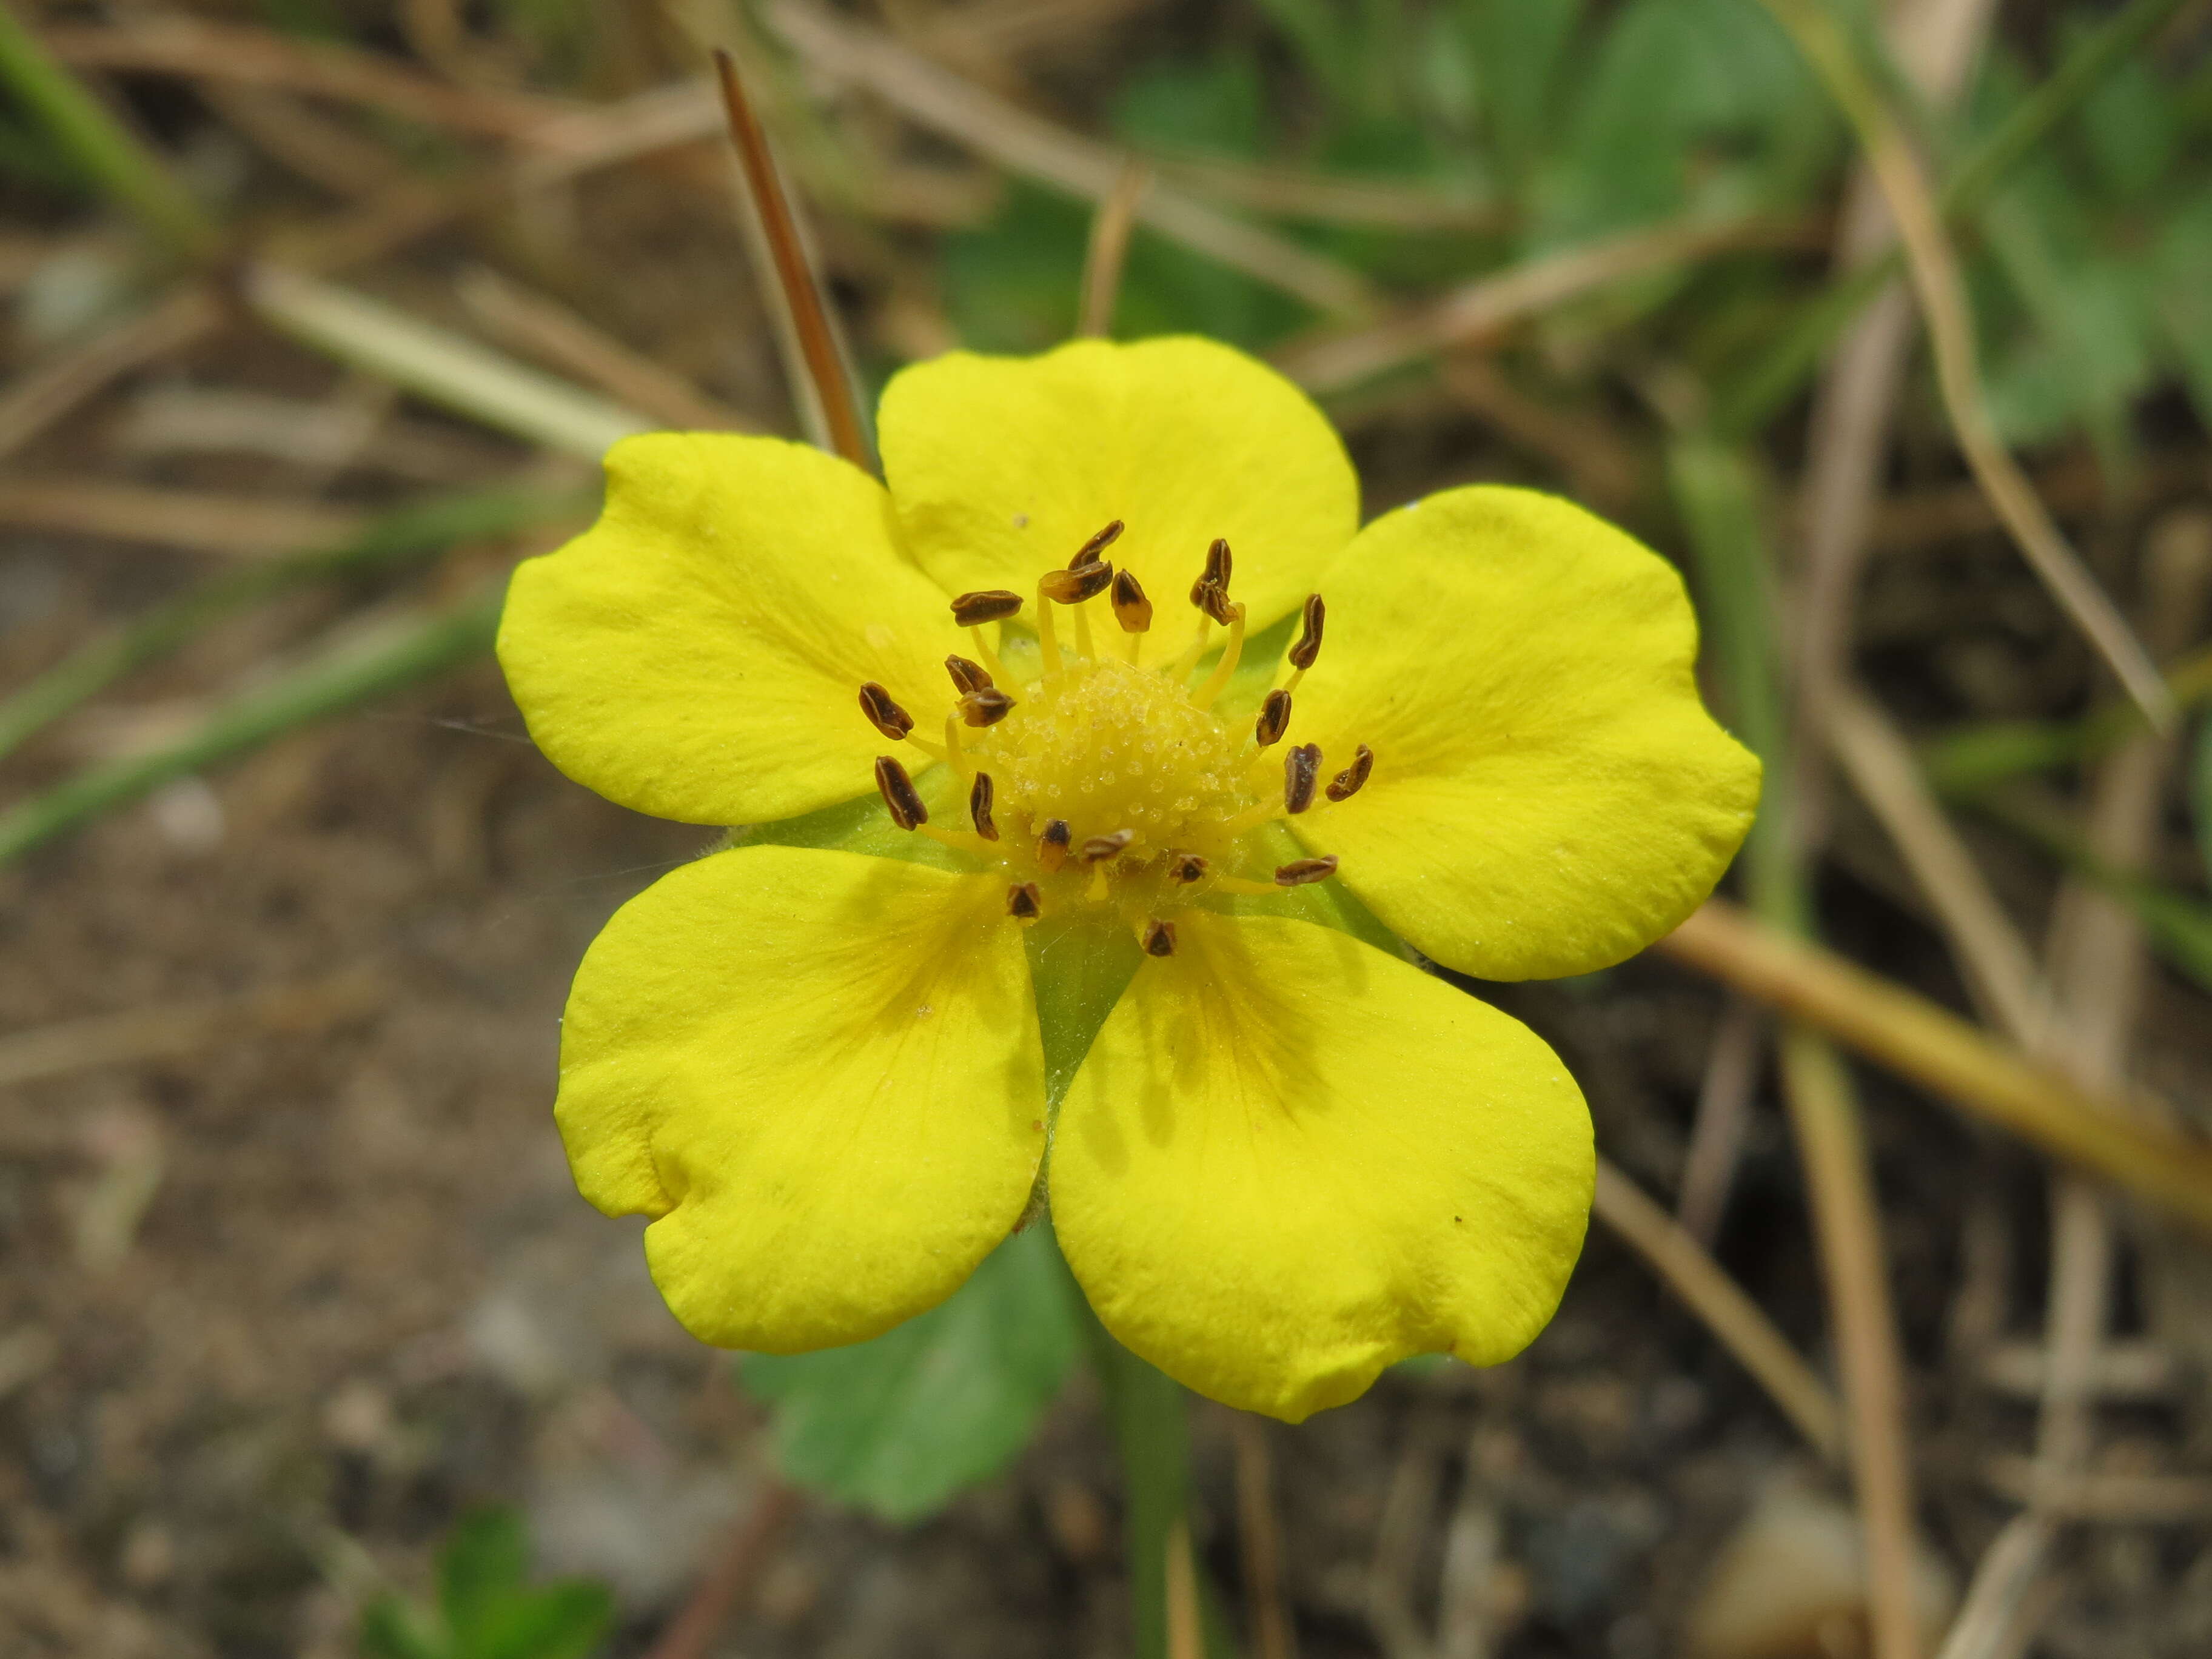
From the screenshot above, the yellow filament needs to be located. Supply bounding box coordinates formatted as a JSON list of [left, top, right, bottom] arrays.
[[1211, 875, 1282, 896], [1073, 595, 1096, 663], [1170, 614, 1213, 681], [920, 824, 981, 851], [1087, 861, 1111, 902], [1125, 626, 1143, 666], [1224, 798, 1282, 834], [969, 624, 1007, 685], [1034, 578, 1064, 675], [1283, 665, 1309, 695], [943, 713, 973, 779], [1191, 605, 1247, 709], [904, 732, 949, 763]]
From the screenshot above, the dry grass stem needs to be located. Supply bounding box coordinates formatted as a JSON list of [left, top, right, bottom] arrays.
[[0, 480, 368, 558], [712, 49, 870, 468], [1979, 1338, 2176, 1401], [642, 1481, 801, 1659], [1276, 215, 1798, 395], [456, 266, 752, 432], [1980, 1461, 2212, 1521], [764, 0, 1378, 320], [1931, 1514, 2057, 1659], [1076, 159, 1152, 338], [1145, 152, 1497, 229], [1436, 355, 1643, 513], [1230, 1413, 1296, 1659], [1674, 994, 1764, 1247], [0, 971, 385, 1091], [1368, 1415, 1444, 1659], [244, 265, 651, 458], [1655, 901, 2212, 1232], [1824, 687, 2053, 1044], [1594, 1159, 1844, 1458], [1165, 1516, 1205, 1659], [1776, 1027, 1922, 1659], [0, 287, 221, 461], [1757, 0, 2170, 728], [42, 16, 568, 141]]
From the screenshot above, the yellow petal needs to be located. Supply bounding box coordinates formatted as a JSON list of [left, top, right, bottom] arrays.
[[1050, 911, 1592, 1421], [557, 843, 1045, 1352], [498, 434, 960, 826], [878, 337, 1358, 632], [1291, 486, 1760, 980]]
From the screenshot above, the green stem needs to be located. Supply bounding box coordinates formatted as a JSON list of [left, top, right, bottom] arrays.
[[0, 585, 502, 866], [1090, 1332, 1193, 1659], [0, 486, 585, 766], [0, 2, 216, 260]]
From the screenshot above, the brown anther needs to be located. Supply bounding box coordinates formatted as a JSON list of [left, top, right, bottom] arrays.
[[1073, 520, 1125, 567], [1289, 594, 1326, 671], [1203, 537, 1232, 589], [945, 654, 992, 694], [1326, 743, 1374, 802], [1254, 688, 1292, 749], [1037, 819, 1071, 872], [1283, 743, 1322, 814], [1141, 919, 1177, 957], [873, 756, 928, 830], [1110, 568, 1153, 633], [969, 771, 999, 840], [1007, 882, 1042, 920], [1079, 828, 1134, 863], [952, 589, 1024, 626], [1040, 561, 1114, 605], [1191, 581, 1239, 626], [857, 682, 913, 740], [1168, 853, 1209, 884], [959, 688, 1016, 727], [1275, 855, 1338, 887]]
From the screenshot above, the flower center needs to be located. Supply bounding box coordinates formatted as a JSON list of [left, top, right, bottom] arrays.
[[856, 524, 1372, 954]]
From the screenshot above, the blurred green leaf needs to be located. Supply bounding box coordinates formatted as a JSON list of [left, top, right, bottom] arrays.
[[2074, 19, 2176, 201], [438, 1510, 531, 1642], [361, 1508, 609, 1659], [360, 1601, 443, 1659], [464, 1584, 614, 1659], [2150, 185, 2212, 432], [742, 1225, 1082, 1524], [1456, 0, 1583, 184]]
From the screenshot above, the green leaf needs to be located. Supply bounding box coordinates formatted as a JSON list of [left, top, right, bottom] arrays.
[[2074, 21, 2176, 201], [360, 1598, 446, 1659], [1456, 0, 1583, 183], [2151, 184, 2212, 432], [742, 1225, 1082, 1523], [438, 1510, 531, 1641], [461, 1584, 614, 1659]]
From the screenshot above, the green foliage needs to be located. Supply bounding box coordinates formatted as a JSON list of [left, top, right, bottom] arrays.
[[741, 1225, 1083, 1523], [2193, 718, 2212, 884], [360, 1510, 612, 1659]]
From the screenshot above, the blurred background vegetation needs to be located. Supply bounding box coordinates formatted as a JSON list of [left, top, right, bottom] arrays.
[[3, 1, 2212, 1657]]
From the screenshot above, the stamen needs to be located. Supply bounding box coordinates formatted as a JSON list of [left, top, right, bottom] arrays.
[[873, 756, 927, 830], [959, 687, 1016, 727], [1007, 882, 1042, 920], [1037, 819, 1071, 873], [942, 713, 971, 779], [1280, 597, 1324, 695], [945, 655, 992, 694], [1287, 594, 1325, 678], [1326, 743, 1374, 802], [970, 771, 999, 840], [951, 590, 1023, 626], [1141, 919, 1177, 957], [1194, 537, 1232, 597], [1275, 855, 1338, 887], [857, 682, 913, 740], [1041, 561, 1114, 605], [1283, 743, 1322, 814], [1073, 520, 1125, 566], [1079, 829, 1134, 863], [1111, 569, 1152, 635], [1191, 602, 1246, 709], [1254, 688, 1292, 748], [1191, 579, 1236, 627], [967, 625, 1007, 685], [1168, 853, 1208, 884]]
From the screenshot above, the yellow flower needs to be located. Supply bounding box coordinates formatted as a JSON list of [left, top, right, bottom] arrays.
[[497, 337, 1758, 1422]]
